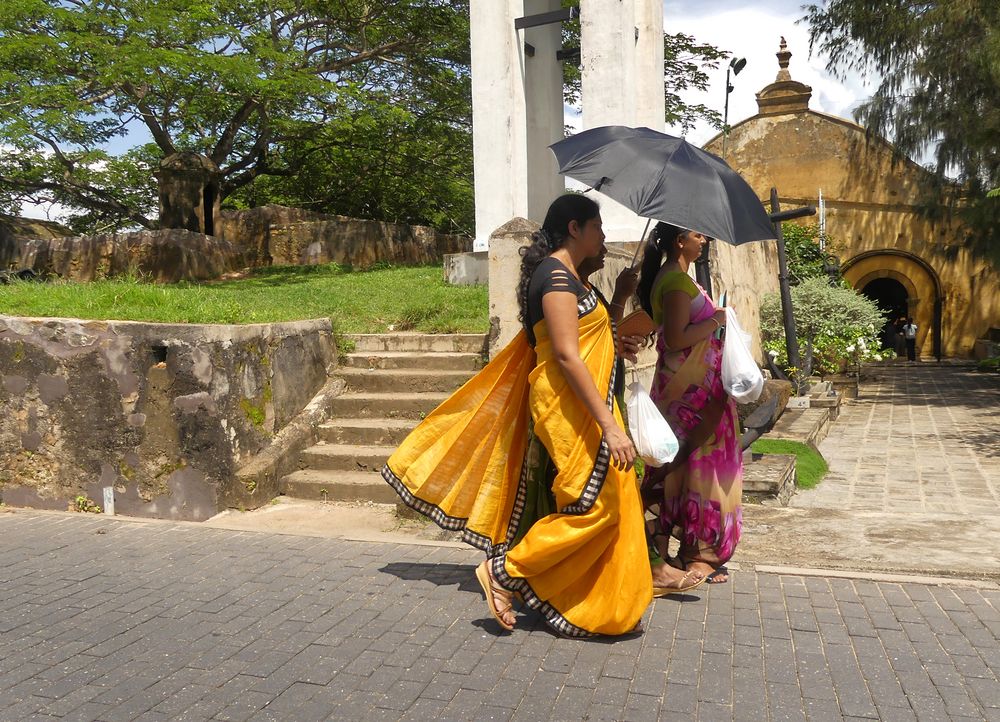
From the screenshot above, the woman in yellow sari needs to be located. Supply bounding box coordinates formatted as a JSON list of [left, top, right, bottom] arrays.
[[382, 194, 651, 636]]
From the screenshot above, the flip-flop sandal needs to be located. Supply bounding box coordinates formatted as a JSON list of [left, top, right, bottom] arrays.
[[652, 569, 707, 597], [475, 561, 515, 631], [705, 566, 730, 584]]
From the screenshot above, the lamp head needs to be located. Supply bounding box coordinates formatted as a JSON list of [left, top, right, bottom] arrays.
[[730, 57, 747, 75]]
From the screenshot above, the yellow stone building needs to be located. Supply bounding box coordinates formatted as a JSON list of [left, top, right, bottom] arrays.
[[704, 40, 1000, 359]]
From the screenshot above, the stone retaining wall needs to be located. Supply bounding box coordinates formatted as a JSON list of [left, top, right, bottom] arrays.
[[216, 205, 471, 268], [0, 316, 335, 520], [7, 229, 246, 282]]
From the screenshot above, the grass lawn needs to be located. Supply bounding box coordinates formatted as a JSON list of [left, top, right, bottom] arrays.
[[750, 438, 829, 489], [0, 263, 489, 334]]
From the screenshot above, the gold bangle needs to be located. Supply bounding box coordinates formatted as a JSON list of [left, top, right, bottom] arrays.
[[610, 302, 625, 309], [710, 317, 721, 329]]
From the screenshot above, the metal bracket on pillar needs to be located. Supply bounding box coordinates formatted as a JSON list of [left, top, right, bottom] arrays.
[[514, 6, 578, 30], [524, 43, 535, 57]]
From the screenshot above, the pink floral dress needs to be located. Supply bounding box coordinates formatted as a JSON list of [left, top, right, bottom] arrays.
[[646, 271, 743, 565]]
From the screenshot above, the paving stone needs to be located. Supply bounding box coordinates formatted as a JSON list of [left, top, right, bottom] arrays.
[[3, 511, 999, 722]]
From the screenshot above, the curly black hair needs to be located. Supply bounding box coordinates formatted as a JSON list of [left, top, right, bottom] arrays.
[[516, 194, 601, 337]]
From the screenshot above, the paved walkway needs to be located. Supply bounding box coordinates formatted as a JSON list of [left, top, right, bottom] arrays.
[[2, 511, 999, 722], [734, 363, 1000, 578], [795, 363, 1000, 514]]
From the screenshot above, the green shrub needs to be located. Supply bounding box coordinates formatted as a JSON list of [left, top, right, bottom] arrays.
[[761, 277, 887, 378]]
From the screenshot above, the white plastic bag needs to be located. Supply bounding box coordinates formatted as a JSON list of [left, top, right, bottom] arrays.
[[625, 381, 679, 467], [721, 307, 764, 403]]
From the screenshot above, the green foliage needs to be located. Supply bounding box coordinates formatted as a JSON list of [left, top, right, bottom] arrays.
[[72, 495, 102, 513], [977, 357, 1000, 373], [781, 223, 840, 285], [561, 1, 727, 134], [0, 0, 472, 232], [804, 0, 1000, 260], [0, 263, 488, 332], [750, 439, 828, 489], [760, 277, 887, 377]]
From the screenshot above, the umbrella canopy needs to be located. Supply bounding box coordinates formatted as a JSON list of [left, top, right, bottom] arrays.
[[549, 125, 775, 245]]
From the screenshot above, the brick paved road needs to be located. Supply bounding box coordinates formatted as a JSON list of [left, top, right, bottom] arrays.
[[796, 364, 1000, 514], [2, 511, 999, 721]]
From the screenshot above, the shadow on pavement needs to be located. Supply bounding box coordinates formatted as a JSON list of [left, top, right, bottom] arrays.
[[380, 561, 480, 594]]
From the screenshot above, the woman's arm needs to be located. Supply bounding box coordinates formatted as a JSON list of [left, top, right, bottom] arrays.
[[607, 266, 639, 323], [660, 289, 727, 351], [542, 290, 636, 470]]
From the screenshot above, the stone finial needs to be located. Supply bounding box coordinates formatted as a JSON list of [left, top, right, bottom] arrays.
[[776, 36, 792, 82], [754, 37, 812, 115]]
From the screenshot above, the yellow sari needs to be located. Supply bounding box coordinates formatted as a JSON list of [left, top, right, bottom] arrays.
[[383, 289, 651, 637]]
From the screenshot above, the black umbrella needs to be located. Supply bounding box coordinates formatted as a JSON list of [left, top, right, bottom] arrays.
[[549, 125, 775, 245]]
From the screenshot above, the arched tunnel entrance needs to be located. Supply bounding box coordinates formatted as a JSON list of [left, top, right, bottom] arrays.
[[860, 277, 909, 350], [842, 250, 942, 361]]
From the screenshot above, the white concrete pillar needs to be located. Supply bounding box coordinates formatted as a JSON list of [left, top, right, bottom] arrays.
[[470, 0, 564, 251], [579, 0, 665, 244]]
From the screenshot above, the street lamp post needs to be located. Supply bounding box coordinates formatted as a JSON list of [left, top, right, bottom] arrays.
[[722, 57, 746, 159]]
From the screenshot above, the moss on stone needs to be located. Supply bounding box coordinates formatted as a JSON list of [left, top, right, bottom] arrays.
[[118, 459, 135, 480], [240, 397, 265, 428]]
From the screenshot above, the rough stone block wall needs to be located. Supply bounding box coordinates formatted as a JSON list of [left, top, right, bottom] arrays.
[[13, 229, 246, 282], [216, 205, 470, 269], [0, 316, 334, 521]]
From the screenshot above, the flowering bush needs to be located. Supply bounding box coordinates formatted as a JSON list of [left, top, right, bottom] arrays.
[[761, 277, 887, 377]]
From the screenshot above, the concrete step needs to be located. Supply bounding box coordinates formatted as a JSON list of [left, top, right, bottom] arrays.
[[341, 351, 483, 371], [326, 392, 448, 420], [339, 368, 473, 393], [768, 408, 832, 448], [343, 333, 487, 354], [743, 453, 797, 506], [318, 418, 415, 446], [279, 469, 398, 504], [299, 443, 394, 472]]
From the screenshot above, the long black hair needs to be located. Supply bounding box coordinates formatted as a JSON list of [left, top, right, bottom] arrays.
[[636, 221, 684, 316], [517, 193, 601, 335]]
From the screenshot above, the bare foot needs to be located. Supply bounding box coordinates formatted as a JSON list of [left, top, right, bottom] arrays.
[[687, 561, 729, 584], [651, 561, 706, 596]]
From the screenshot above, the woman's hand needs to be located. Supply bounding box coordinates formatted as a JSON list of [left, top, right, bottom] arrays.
[[713, 308, 727, 327], [613, 266, 640, 300], [617, 333, 644, 363], [603, 423, 637, 471]]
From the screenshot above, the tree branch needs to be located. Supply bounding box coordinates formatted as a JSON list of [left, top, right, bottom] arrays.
[[211, 99, 260, 165], [121, 82, 176, 154], [0, 174, 154, 228]]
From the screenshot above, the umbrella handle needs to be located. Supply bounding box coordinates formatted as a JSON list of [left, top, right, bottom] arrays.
[[630, 218, 653, 268]]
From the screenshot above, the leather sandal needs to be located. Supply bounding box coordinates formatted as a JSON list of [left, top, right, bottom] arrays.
[[475, 561, 515, 631], [652, 568, 707, 597]]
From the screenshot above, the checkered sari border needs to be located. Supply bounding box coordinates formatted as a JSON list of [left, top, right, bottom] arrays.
[[381, 464, 499, 556], [577, 288, 598, 317], [559, 333, 616, 515], [489, 556, 594, 638]]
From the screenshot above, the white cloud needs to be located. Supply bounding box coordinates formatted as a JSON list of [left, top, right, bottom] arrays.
[[660, 1, 878, 146]]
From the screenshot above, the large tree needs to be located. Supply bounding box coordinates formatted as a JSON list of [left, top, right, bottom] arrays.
[[0, 1, 727, 235], [0, 0, 471, 232], [804, 0, 1000, 256]]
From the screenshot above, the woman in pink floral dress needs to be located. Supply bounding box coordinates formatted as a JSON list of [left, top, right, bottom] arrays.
[[636, 222, 743, 584]]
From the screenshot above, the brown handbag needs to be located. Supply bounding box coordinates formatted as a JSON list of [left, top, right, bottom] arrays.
[[617, 309, 657, 337]]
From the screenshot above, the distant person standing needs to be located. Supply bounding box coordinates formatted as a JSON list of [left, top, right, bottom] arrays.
[[903, 318, 918, 361], [894, 317, 907, 358]]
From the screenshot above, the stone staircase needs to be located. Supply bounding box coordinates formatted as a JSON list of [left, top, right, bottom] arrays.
[[278, 333, 487, 504]]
